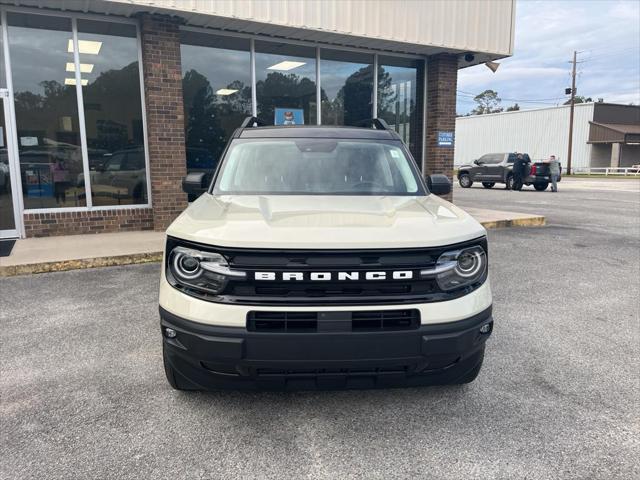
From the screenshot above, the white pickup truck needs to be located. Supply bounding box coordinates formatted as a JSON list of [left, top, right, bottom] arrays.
[[158, 118, 493, 391]]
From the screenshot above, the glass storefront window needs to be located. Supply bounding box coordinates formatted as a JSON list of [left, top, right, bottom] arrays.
[[78, 19, 147, 206], [7, 13, 86, 209], [320, 49, 373, 126], [378, 57, 420, 158], [180, 32, 251, 179], [255, 41, 317, 126]]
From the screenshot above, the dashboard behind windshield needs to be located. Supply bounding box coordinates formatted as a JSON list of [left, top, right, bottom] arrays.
[[213, 138, 425, 195]]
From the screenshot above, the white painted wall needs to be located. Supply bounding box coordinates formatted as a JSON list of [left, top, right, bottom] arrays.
[[454, 103, 595, 170]]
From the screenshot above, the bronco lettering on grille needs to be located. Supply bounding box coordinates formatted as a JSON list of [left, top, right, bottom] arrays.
[[253, 271, 414, 281]]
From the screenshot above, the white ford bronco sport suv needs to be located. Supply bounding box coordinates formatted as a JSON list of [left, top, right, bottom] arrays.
[[159, 118, 493, 390]]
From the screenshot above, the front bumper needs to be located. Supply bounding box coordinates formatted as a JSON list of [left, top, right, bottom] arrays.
[[160, 305, 493, 390]]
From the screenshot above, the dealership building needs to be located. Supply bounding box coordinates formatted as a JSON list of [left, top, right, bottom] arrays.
[[0, 0, 515, 239], [455, 103, 640, 171]]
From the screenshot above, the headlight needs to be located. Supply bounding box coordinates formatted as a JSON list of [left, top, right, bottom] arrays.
[[167, 246, 245, 295], [420, 245, 487, 291]]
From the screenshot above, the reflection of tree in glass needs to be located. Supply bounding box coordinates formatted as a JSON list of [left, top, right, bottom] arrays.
[[14, 80, 76, 140], [14, 80, 82, 171], [322, 64, 376, 126], [14, 63, 144, 155], [256, 72, 316, 124], [83, 63, 143, 152], [182, 69, 251, 163], [377, 66, 415, 136]]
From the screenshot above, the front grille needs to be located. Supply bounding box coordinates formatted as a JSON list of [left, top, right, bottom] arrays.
[[224, 246, 447, 305], [351, 310, 420, 331], [247, 311, 318, 332], [232, 280, 429, 299], [166, 237, 488, 305], [247, 309, 420, 333]]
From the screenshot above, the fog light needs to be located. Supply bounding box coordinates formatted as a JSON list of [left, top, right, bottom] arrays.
[[479, 323, 492, 334], [164, 328, 177, 338]]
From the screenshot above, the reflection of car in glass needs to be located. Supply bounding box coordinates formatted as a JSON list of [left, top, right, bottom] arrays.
[[88, 147, 147, 202], [160, 117, 493, 391], [185, 147, 218, 201]]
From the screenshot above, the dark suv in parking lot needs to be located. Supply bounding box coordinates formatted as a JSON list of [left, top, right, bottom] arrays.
[[457, 153, 561, 191]]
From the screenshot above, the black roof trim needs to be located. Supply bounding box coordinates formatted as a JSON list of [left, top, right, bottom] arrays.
[[232, 116, 401, 139], [238, 126, 399, 139]]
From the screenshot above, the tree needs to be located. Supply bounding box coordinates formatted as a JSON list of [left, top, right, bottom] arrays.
[[506, 103, 520, 111], [563, 95, 592, 105], [255, 71, 317, 124], [471, 89, 503, 114]]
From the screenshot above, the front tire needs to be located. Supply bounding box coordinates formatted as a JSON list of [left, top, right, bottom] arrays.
[[505, 174, 513, 190], [482, 182, 495, 189], [458, 173, 473, 188], [534, 182, 549, 191]]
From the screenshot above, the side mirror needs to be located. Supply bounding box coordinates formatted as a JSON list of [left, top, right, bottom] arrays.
[[427, 174, 452, 196], [473, 159, 482, 165], [182, 172, 208, 198]]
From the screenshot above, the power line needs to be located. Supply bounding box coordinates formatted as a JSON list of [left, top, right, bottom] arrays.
[[582, 47, 640, 63]]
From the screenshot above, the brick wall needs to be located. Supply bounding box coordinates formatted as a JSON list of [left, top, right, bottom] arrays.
[[425, 54, 458, 201], [24, 209, 154, 238], [140, 14, 188, 231]]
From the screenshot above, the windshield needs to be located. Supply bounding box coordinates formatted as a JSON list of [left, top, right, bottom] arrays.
[[213, 138, 424, 195]]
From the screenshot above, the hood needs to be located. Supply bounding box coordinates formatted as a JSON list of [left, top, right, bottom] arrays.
[[166, 194, 486, 249]]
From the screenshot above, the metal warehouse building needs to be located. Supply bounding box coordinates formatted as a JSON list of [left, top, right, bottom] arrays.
[[454, 103, 640, 171], [0, 0, 515, 239]]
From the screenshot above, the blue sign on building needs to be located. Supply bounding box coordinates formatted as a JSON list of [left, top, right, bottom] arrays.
[[438, 131, 454, 147]]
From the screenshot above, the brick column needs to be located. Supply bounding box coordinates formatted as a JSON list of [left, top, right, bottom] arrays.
[[140, 14, 187, 231], [425, 54, 458, 201]]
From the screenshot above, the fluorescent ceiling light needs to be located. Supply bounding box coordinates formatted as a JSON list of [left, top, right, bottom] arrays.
[[66, 62, 95, 73], [65, 78, 88, 86], [267, 61, 306, 71], [216, 88, 239, 96], [67, 39, 102, 55]]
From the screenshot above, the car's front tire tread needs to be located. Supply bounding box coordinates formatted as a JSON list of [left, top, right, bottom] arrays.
[[505, 174, 513, 190], [458, 173, 473, 188]]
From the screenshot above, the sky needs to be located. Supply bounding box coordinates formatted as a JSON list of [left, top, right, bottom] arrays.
[[457, 0, 640, 114]]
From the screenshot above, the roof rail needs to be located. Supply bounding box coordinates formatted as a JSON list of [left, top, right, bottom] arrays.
[[356, 118, 391, 131], [233, 116, 267, 138], [239, 116, 267, 129]]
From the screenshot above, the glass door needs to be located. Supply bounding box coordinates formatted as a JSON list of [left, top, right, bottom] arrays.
[[0, 88, 20, 238]]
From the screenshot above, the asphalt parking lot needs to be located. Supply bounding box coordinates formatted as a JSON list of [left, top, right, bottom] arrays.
[[1, 178, 639, 479]]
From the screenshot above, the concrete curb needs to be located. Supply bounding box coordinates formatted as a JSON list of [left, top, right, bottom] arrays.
[[0, 216, 545, 277], [0, 252, 162, 277], [481, 216, 546, 229]]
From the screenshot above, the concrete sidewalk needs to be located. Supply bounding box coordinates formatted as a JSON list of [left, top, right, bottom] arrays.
[[0, 207, 544, 276]]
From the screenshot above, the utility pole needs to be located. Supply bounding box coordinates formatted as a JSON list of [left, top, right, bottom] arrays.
[[566, 50, 578, 175]]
